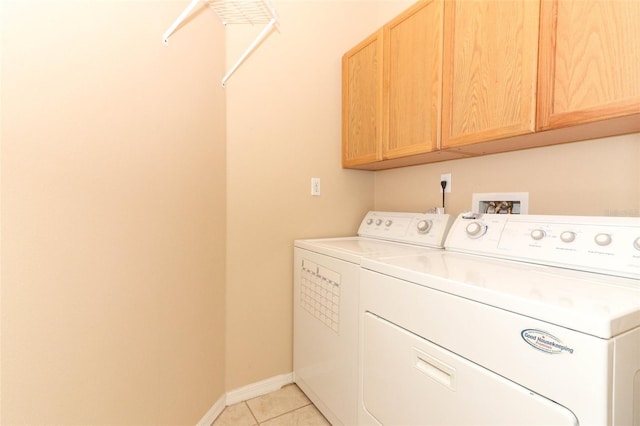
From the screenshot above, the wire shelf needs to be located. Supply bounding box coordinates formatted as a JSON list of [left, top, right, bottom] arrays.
[[163, 0, 278, 86], [206, 0, 275, 26]]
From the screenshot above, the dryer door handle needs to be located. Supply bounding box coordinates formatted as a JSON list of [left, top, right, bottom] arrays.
[[414, 348, 456, 391]]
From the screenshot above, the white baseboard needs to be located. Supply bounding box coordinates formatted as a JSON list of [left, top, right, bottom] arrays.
[[226, 372, 294, 405], [197, 394, 226, 426], [197, 372, 294, 425]]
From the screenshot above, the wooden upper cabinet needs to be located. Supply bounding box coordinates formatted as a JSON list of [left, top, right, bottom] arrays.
[[537, 0, 640, 130], [441, 0, 540, 149], [383, 0, 443, 159], [342, 30, 384, 168]]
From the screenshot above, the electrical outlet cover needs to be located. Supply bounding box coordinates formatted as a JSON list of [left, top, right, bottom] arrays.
[[440, 173, 452, 193]]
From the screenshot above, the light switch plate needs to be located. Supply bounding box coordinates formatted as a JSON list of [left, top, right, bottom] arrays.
[[311, 178, 321, 196]]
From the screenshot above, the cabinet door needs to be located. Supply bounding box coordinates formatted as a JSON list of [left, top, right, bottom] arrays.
[[537, 0, 640, 130], [383, 0, 443, 159], [441, 0, 539, 149], [342, 30, 384, 167]]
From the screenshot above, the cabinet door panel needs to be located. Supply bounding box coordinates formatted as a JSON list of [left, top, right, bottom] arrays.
[[342, 30, 384, 167], [383, 0, 443, 159], [537, 0, 640, 130], [441, 0, 539, 148]]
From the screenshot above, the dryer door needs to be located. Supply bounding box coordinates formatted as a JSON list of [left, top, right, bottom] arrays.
[[361, 313, 578, 426]]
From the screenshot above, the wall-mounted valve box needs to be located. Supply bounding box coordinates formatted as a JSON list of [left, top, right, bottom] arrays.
[[472, 192, 529, 214]]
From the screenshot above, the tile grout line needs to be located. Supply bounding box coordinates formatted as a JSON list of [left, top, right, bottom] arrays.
[[255, 402, 314, 425], [244, 401, 260, 425]]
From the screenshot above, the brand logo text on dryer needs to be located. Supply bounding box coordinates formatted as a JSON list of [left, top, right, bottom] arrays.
[[521, 329, 574, 354]]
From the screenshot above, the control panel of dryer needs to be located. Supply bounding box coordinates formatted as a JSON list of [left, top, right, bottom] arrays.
[[445, 213, 640, 280], [358, 211, 454, 248]]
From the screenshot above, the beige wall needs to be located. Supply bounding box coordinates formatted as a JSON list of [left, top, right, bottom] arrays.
[[374, 133, 640, 217], [0, 0, 410, 421], [1, 1, 226, 424], [223, 0, 411, 390]]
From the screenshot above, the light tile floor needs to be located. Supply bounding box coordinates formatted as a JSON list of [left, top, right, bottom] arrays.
[[212, 384, 330, 426]]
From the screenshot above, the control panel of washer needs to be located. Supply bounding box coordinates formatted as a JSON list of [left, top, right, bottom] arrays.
[[445, 213, 640, 279], [358, 211, 454, 248]]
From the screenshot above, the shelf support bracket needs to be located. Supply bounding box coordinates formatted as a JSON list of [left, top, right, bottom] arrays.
[[221, 17, 277, 87], [163, 0, 201, 47], [163, 0, 279, 87]]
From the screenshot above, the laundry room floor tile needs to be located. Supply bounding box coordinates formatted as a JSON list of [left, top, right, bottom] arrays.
[[212, 384, 328, 426], [246, 383, 311, 423], [260, 404, 330, 426], [211, 401, 257, 426]]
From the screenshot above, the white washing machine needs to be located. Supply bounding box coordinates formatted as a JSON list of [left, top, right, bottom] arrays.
[[293, 211, 454, 425], [359, 213, 640, 425]]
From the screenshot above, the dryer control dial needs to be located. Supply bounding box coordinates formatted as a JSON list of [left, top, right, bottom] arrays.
[[416, 219, 432, 234], [594, 233, 612, 246], [385, 219, 393, 227], [560, 231, 576, 243], [465, 221, 487, 238], [530, 229, 546, 241], [375, 219, 383, 226], [634, 237, 640, 251]]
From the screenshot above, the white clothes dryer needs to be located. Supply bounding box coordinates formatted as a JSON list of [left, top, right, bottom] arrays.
[[359, 213, 640, 426], [293, 211, 454, 425]]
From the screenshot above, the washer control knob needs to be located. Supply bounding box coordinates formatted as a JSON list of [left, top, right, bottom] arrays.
[[560, 231, 576, 243], [530, 229, 546, 241], [366, 218, 373, 225], [465, 221, 487, 238], [375, 219, 383, 226], [417, 219, 433, 234], [634, 237, 640, 251], [385, 219, 393, 227], [594, 233, 612, 246]]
